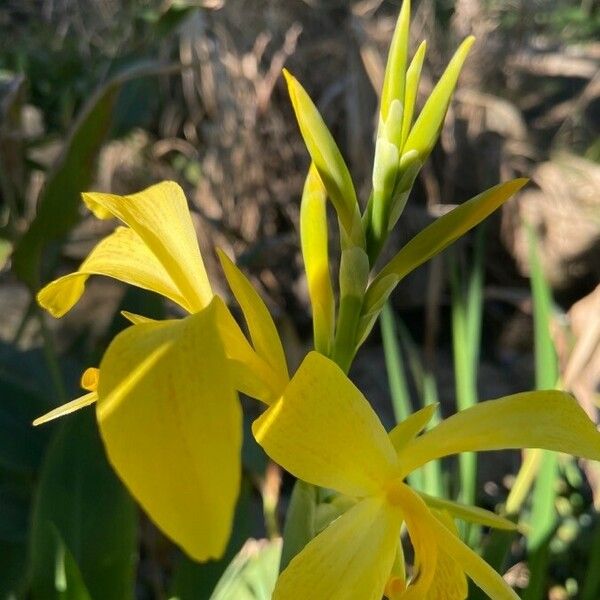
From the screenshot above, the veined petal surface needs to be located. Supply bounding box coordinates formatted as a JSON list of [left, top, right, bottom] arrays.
[[398, 390, 600, 476], [96, 299, 241, 561], [37, 226, 189, 317], [82, 181, 212, 312], [274, 496, 401, 600], [253, 352, 399, 497]]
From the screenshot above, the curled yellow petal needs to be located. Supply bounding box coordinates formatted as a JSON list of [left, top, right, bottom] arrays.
[[97, 299, 241, 561], [33, 392, 97, 426], [37, 226, 190, 317], [397, 390, 600, 477], [80, 367, 99, 392], [253, 352, 399, 497], [217, 249, 288, 393], [82, 181, 212, 312], [274, 496, 402, 600]]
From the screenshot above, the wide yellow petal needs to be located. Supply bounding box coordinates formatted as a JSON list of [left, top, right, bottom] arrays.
[[32, 392, 97, 426], [397, 390, 600, 477], [273, 496, 402, 600], [82, 181, 212, 312], [419, 492, 516, 531], [217, 249, 288, 392], [388, 404, 437, 452], [37, 226, 190, 317], [428, 511, 519, 599], [253, 352, 399, 497], [96, 299, 241, 561], [423, 511, 468, 600]]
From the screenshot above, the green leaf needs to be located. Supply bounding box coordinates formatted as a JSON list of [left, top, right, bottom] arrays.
[[209, 538, 282, 600], [279, 480, 317, 573], [379, 0, 411, 124], [12, 61, 171, 290], [30, 412, 136, 600], [403, 36, 475, 162], [400, 41, 427, 149], [300, 165, 335, 355], [523, 225, 560, 600], [283, 70, 363, 246], [50, 524, 93, 600], [359, 178, 527, 344]]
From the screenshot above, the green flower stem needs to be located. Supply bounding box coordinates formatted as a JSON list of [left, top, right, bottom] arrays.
[[331, 294, 363, 374]]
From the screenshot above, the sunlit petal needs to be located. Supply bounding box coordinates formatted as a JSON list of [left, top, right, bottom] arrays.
[[253, 352, 399, 497], [398, 390, 600, 476], [217, 249, 288, 392], [37, 226, 190, 317], [388, 404, 437, 452], [82, 181, 212, 312], [274, 496, 401, 600], [96, 299, 241, 561]]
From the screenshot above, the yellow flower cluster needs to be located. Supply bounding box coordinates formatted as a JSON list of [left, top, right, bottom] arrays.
[[33, 1, 600, 597]]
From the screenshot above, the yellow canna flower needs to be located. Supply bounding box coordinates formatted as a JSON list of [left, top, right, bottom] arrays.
[[254, 352, 600, 599], [34, 181, 289, 562]]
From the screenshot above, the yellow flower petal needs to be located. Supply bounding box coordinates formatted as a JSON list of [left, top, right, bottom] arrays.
[[386, 482, 437, 599], [253, 352, 399, 497], [37, 226, 190, 317], [388, 404, 438, 452], [398, 390, 600, 477], [32, 392, 97, 426], [423, 511, 468, 600], [419, 492, 517, 531], [120, 311, 156, 325], [83, 181, 212, 312], [96, 299, 241, 561], [212, 297, 283, 404], [428, 511, 519, 600], [217, 249, 288, 392], [273, 496, 402, 600]]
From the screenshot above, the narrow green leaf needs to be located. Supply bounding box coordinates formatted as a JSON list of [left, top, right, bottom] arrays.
[[50, 525, 93, 600], [283, 70, 362, 245], [300, 165, 335, 355], [30, 412, 136, 600], [209, 538, 282, 600], [403, 36, 475, 161], [523, 226, 560, 600], [360, 179, 527, 341], [400, 40, 427, 149], [380, 0, 411, 123]]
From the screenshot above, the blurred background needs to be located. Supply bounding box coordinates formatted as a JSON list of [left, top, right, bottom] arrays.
[[0, 0, 599, 598]]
